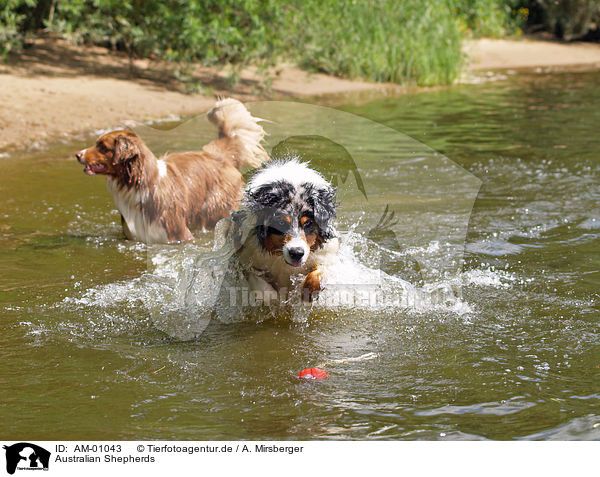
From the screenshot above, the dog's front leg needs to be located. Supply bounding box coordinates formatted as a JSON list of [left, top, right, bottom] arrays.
[[302, 267, 322, 302], [167, 220, 195, 243], [121, 214, 134, 240]]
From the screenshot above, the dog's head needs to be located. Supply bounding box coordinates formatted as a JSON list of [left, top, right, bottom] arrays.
[[244, 160, 337, 267], [75, 130, 142, 178]]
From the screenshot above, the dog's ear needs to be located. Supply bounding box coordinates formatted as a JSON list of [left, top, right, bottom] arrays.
[[314, 185, 337, 240], [113, 135, 140, 165]]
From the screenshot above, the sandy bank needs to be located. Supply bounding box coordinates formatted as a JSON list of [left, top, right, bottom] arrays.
[[0, 38, 387, 151], [465, 37, 600, 70], [2, 36, 600, 151]]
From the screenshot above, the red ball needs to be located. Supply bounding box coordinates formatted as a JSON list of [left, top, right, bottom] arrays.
[[298, 368, 329, 380]]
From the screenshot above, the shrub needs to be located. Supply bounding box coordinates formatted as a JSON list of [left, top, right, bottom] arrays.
[[534, 0, 600, 39], [453, 0, 527, 37], [0, 0, 35, 58]]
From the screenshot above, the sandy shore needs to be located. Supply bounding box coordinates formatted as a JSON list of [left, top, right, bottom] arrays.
[[2, 36, 600, 151], [464, 37, 600, 70], [0, 38, 389, 151]]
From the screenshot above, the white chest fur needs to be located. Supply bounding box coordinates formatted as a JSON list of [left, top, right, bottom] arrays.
[[106, 178, 169, 243]]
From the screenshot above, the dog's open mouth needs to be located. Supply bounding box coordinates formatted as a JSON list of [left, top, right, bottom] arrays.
[[84, 164, 107, 175], [284, 257, 305, 268]]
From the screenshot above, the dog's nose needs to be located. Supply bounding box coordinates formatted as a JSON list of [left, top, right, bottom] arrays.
[[287, 247, 305, 261], [76, 151, 84, 163]]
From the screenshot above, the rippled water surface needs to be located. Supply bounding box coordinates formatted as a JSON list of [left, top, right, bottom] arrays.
[[1, 71, 598, 440]]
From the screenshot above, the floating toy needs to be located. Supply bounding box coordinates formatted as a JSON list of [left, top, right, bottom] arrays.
[[298, 368, 329, 380]]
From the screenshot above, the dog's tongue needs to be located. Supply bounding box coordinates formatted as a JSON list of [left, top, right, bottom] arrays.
[[84, 164, 106, 175]]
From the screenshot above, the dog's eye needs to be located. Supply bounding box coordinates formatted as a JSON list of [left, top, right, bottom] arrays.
[[268, 217, 290, 234], [301, 217, 313, 229], [97, 143, 108, 153]]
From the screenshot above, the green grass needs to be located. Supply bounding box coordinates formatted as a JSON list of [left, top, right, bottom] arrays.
[[287, 0, 464, 86]]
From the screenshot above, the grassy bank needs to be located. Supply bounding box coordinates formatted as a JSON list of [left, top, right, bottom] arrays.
[[0, 0, 574, 87]]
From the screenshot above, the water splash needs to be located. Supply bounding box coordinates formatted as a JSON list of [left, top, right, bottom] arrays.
[[56, 226, 524, 341]]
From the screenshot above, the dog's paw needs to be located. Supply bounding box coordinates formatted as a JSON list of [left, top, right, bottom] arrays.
[[301, 268, 322, 302]]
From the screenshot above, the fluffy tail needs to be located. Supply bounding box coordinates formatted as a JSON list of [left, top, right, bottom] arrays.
[[207, 97, 269, 169]]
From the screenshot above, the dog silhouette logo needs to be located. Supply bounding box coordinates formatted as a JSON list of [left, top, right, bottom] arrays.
[[3, 443, 50, 474]]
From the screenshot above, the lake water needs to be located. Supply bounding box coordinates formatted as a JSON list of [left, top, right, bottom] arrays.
[[1, 71, 598, 440]]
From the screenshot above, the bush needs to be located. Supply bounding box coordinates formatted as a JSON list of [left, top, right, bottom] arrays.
[[453, 0, 527, 37], [534, 0, 600, 39], [0, 0, 35, 58], [43, 0, 287, 65]]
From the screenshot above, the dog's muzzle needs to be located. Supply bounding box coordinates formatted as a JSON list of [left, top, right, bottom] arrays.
[[283, 238, 309, 267], [76, 149, 86, 164]]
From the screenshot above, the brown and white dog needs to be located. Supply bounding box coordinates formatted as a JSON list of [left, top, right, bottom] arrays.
[[227, 159, 340, 301], [75, 98, 268, 243]]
